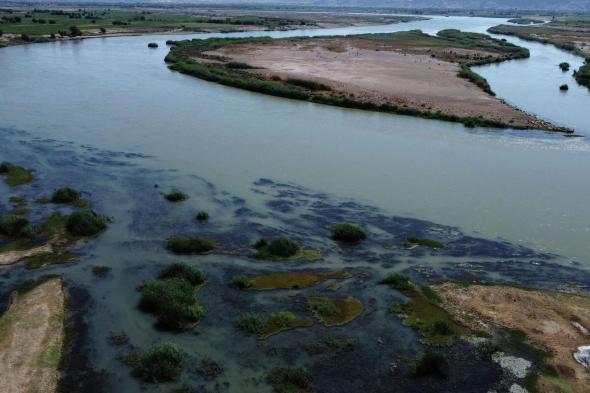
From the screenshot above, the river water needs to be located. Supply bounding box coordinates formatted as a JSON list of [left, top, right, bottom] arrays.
[[0, 14, 589, 392]]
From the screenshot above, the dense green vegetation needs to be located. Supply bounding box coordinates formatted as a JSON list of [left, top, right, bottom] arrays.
[[51, 187, 81, 204], [560, 84, 569, 91], [147, 42, 158, 48], [330, 223, 366, 243], [574, 63, 590, 89], [134, 343, 184, 383], [166, 236, 215, 254], [139, 264, 206, 330], [267, 367, 312, 393], [254, 238, 299, 258], [65, 210, 108, 236], [164, 190, 187, 202], [196, 211, 209, 221], [458, 65, 494, 95], [238, 312, 265, 334], [380, 273, 412, 291], [414, 350, 449, 378], [0, 214, 35, 238], [0, 161, 33, 186], [559, 62, 570, 71], [231, 274, 252, 289], [165, 32, 529, 129]]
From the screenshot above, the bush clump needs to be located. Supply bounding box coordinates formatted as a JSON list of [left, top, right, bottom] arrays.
[[330, 223, 366, 243], [560, 84, 569, 91], [140, 277, 206, 330], [254, 238, 299, 259], [196, 211, 209, 221], [51, 187, 81, 203], [166, 236, 215, 254], [147, 42, 158, 48], [159, 263, 205, 286], [0, 214, 36, 238], [165, 191, 187, 202], [380, 273, 412, 291], [231, 274, 252, 289], [92, 265, 111, 277], [134, 343, 184, 383], [414, 350, 449, 378], [252, 238, 268, 249], [267, 367, 312, 393], [559, 62, 570, 71], [238, 312, 265, 334], [66, 210, 108, 236]]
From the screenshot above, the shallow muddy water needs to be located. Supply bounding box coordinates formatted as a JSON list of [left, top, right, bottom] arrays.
[[0, 14, 589, 393]]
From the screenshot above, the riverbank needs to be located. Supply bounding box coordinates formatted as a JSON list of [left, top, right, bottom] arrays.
[[165, 29, 569, 132], [0, 277, 65, 393]]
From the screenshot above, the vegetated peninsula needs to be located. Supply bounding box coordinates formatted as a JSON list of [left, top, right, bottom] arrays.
[[166, 29, 569, 132]]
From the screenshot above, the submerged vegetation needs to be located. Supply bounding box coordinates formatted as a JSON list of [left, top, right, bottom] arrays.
[[134, 343, 184, 383], [330, 223, 366, 243], [0, 161, 33, 186], [166, 236, 215, 254], [307, 296, 363, 326], [139, 263, 206, 330]]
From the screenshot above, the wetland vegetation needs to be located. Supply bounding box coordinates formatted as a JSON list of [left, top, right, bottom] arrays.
[[166, 236, 215, 254]]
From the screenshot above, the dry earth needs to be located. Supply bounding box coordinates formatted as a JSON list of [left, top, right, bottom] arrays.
[[0, 243, 54, 266], [205, 39, 557, 130], [0, 277, 65, 393], [435, 283, 590, 393]]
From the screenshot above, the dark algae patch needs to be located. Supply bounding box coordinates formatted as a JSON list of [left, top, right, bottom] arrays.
[[0, 161, 33, 186], [307, 296, 363, 327], [166, 236, 215, 254]]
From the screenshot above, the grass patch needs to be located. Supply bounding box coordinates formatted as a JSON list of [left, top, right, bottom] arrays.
[[254, 238, 320, 261], [330, 223, 366, 243], [139, 264, 206, 330], [24, 251, 75, 270], [307, 296, 363, 327], [414, 350, 449, 378], [166, 236, 215, 254], [196, 211, 209, 221], [267, 367, 312, 393], [65, 210, 108, 237], [51, 187, 80, 204], [0, 214, 36, 238], [260, 311, 313, 340], [458, 65, 494, 95], [238, 312, 265, 334], [380, 273, 412, 291], [92, 265, 111, 277], [248, 271, 351, 290], [0, 161, 33, 186], [134, 343, 183, 383], [164, 190, 187, 202], [231, 274, 252, 289], [405, 237, 445, 249]]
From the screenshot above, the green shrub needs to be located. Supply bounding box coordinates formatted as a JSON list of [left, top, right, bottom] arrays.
[[267, 368, 312, 393], [309, 300, 339, 317], [166, 236, 215, 254], [380, 273, 412, 291], [559, 62, 570, 71], [267, 238, 299, 257], [238, 312, 265, 334], [330, 223, 366, 243], [134, 343, 184, 383], [66, 210, 108, 236], [407, 237, 445, 249], [268, 311, 296, 328], [147, 42, 158, 48], [560, 84, 569, 91], [231, 274, 251, 289], [140, 277, 205, 330], [92, 265, 111, 277], [0, 214, 36, 238], [414, 350, 448, 378], [225, 61, 255, 69], [196, 211, 209, 221], [165, 191, 187, 202], [252, 238, 267, 249], [51, 187, 81, 203], [159, 263, 205, 286]]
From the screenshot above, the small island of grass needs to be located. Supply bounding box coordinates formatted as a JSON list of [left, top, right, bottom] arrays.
[[166, 236, 215, 254], [253, 238, 320, 261], [307, 296, 363, 326], [165, 190, 187, 202], [0, 161, 33, 186], [245, 271, 352, 290], [66, 210, 109, 237], [238, 311, 313, 340], [403, 237, 445, 249], [574, 63, 590, 89], [139, 263, 207, 330], [330, 223, 366, 243], [133, 342, 184, 383], [267, 367, 312, 393]]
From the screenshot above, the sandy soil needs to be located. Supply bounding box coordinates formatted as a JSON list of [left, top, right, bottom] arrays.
[[0, 278, 65, 393], [435, 283, 590, 393], [205, 39, 560, 130], [0, 243, 54, 266]]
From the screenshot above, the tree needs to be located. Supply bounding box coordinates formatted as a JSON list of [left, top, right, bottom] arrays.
[[69, 26, 82, 37]]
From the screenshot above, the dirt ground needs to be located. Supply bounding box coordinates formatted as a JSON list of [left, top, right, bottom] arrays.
[[0, 243, 54, 266], [0, 278, 65, 393], [434, 283, 590, 393], [205, 39, 559, 130]]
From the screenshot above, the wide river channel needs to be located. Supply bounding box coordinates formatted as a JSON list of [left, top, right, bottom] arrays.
[[0, 13, 589, 392]]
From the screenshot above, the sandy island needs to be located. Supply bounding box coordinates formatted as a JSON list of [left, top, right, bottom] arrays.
[[435, 283, 590, 393], [0, 277, 65, 393]]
